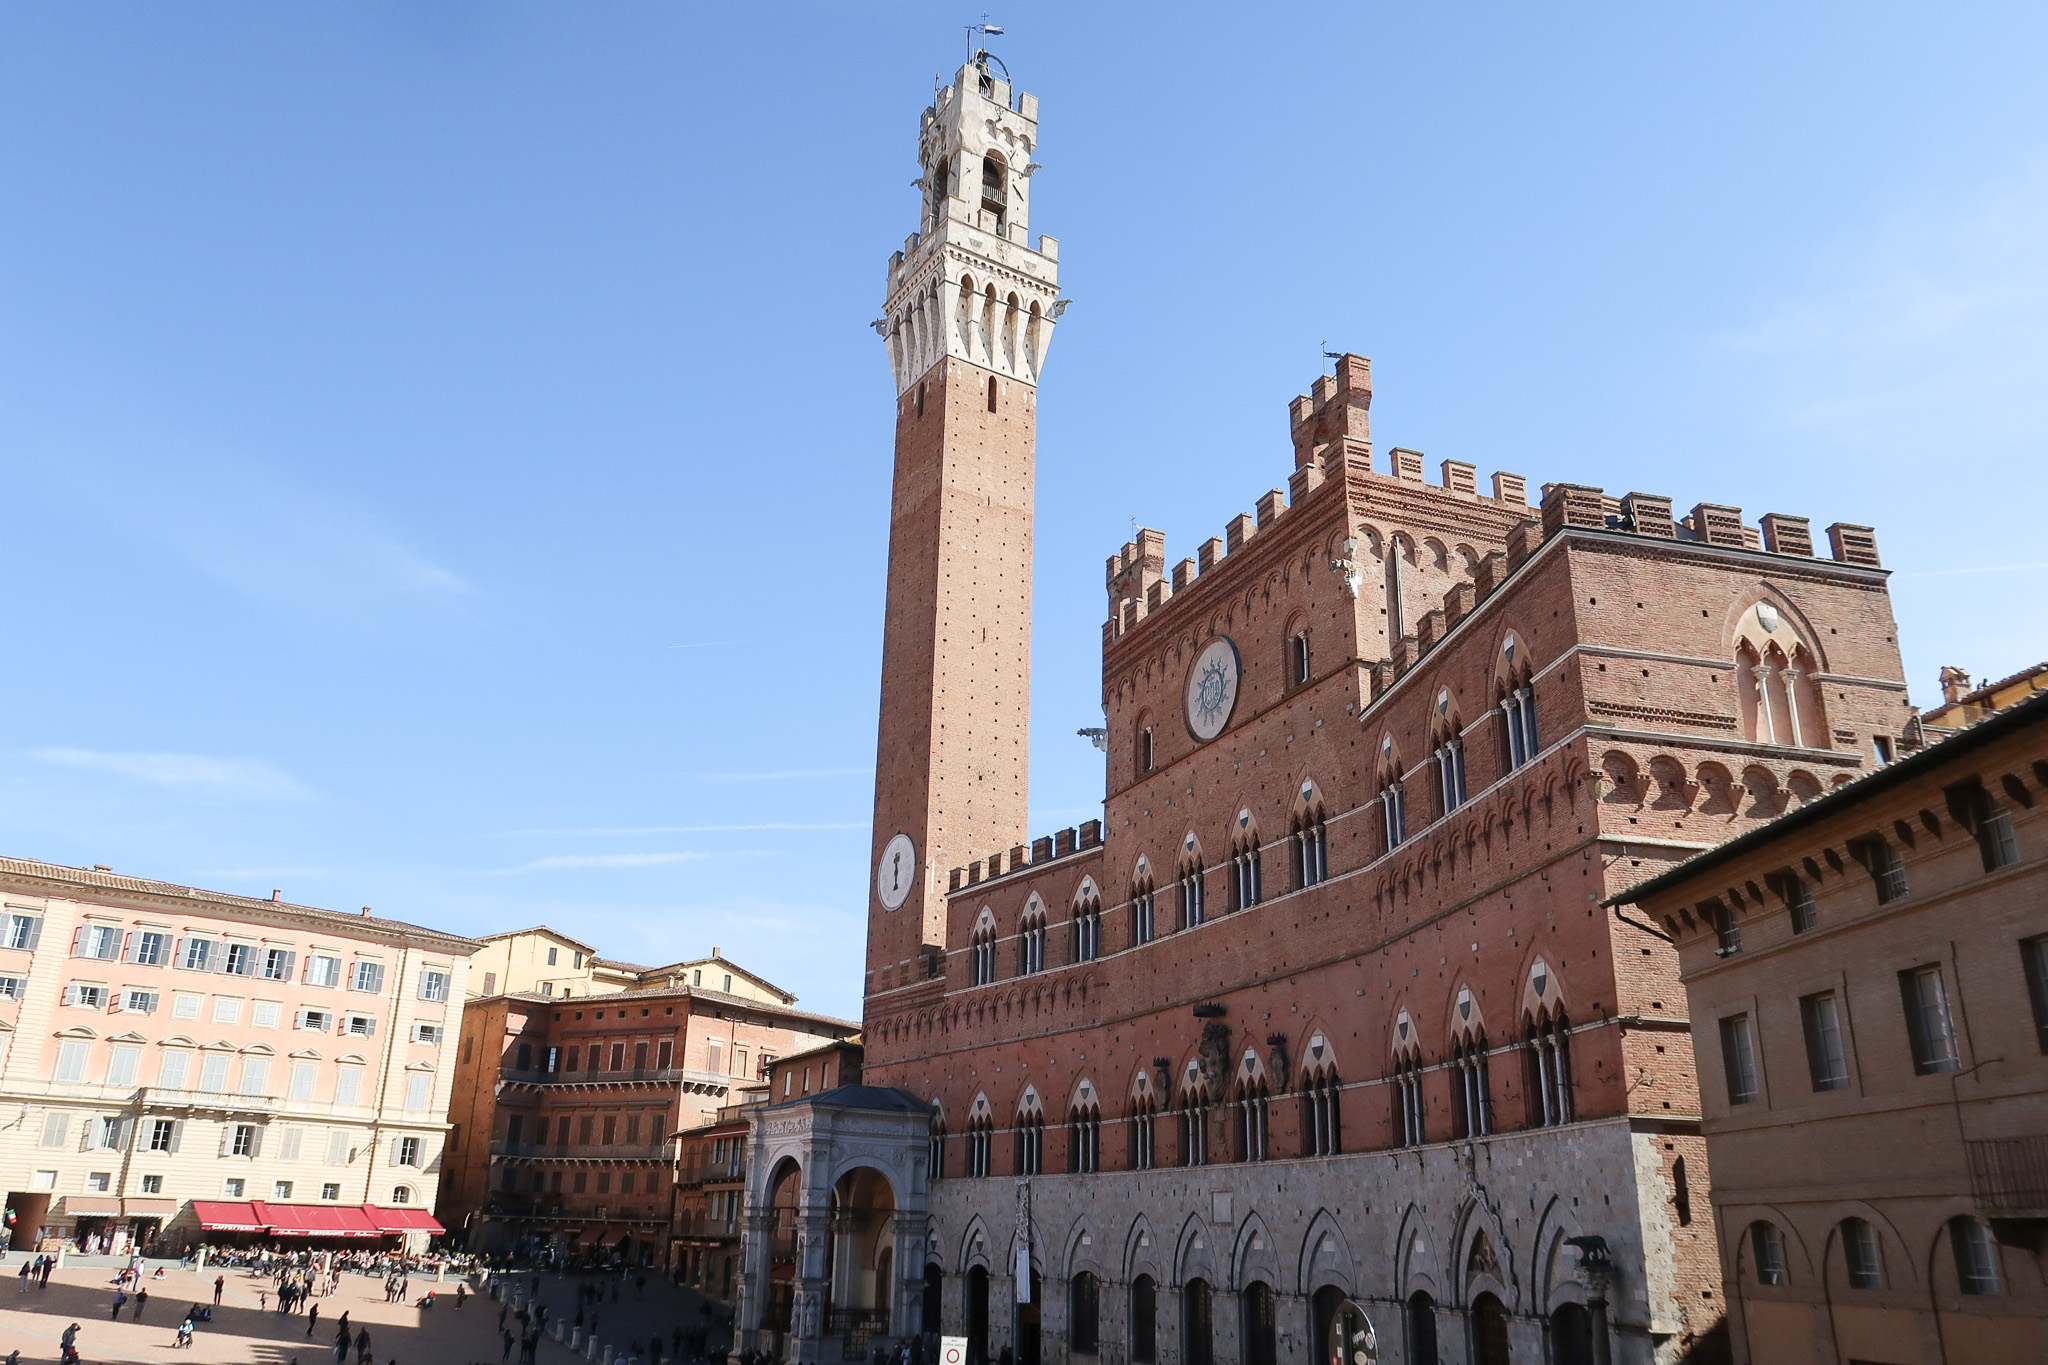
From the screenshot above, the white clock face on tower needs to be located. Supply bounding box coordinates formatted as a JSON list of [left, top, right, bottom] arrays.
[[1185, 637, 1242, 742], [876, 832, 917, 911]]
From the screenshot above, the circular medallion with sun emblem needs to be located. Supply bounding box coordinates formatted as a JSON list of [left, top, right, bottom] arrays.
[[1185, 637, 1242, 742]]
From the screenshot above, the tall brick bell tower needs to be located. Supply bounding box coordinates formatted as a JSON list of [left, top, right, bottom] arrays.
[[865, 54, 1061, 1005]]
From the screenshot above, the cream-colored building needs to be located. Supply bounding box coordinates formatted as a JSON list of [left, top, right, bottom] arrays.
[[0, 857, 478, 1253], [467, 927, 794, 1006]]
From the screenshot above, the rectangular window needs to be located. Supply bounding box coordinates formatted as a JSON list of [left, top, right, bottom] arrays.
[[121, 988, 159, 1014], [222, 943, 255, 976], [1900, 965, 1961, 1074], [261, 947, 295, 981], [107, 1045, 141, 1087], [657, 1039, 674, 1069], [140, 1174, 163, 1193], [1751, 1223, 1787, 1286], [2022, 935, 2048, 1055], [1952, 1218, 2002, 1295], [482, 971, 497, 995], [199, 1053, 230, 1093], [349, 961, 386, 993], [86, 1171, 111, 1192], [56, 1040, 89, 1082], [0, 976, 23, 999], [597, 1171, 611, 1194], [546, 947, 558, 965], [93, 1117, 125, 1149], [251, 1001, 279, 1028], [404, 1074, 430, 1111], [334, 1068, 363, 1106], [1704, 899, 1741, 956], [148, 1119, 176, 1152], [40, 1113, 69, 1147], [304, 953, 342, 988], [412, 1022, 444, 1045], [172, 992, 201, 1019], [5, 912, 41, 950], [132, 930, 169, 966], [1800, 992, 1850, 1091], [239, 1058, 269, 1095], [157, 1050, 190, 1090], [212, 996, 241, 1023], [1719, 1013, 1760, 1105], [179, 937, 216, 972], [578, 1115, 594, 1144], [223, 1177, 244, 1197], [274, 1180, 293, 1199], [326, 1130, 350, 1164], [290, 1061, 319, 1101], [707, 1039, 724, 1074], [321, 1182, 341, 1199], [297, 1008, 332, 1032], [396, 1136, 421, 1166], [62, 984, 106, 1008], [1771, 871, 1818, 934], [344, 1014, 377, 1037], [602, 1114, 618, 1145], [1848, 835, 1909, 903], [76, 923, 122, 960], [419, 969, 450, 1002], [573, 1171, 587, 1193], [610, 1042, 626, 1070], [1948, 777, 2022, 872], [231, 1124, 256, 1156]]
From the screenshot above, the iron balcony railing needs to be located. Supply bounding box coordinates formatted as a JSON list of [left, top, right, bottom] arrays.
[[670, 1214, 742, 1239], [498, 1065, 691, 1085], [1966, 1135, 2048, 1212], [675, 1160, 747, 1186]]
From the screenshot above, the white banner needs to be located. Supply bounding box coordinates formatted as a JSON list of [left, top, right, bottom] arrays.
[[1015, 1244, 1031, 1302]]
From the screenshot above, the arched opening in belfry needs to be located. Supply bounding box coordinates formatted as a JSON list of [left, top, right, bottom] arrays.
[[824, 1165, 899, 1339], [981, 152, 1009, 233]]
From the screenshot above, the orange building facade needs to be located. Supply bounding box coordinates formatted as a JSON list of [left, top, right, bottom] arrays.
[[1617, 686, 2048, 1363]]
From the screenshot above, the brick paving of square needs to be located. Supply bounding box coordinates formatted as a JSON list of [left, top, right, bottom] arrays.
[[0, 1261, 731, 1365]]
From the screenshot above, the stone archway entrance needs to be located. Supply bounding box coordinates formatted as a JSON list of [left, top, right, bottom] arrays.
[[826, 1165, 898, 1349]]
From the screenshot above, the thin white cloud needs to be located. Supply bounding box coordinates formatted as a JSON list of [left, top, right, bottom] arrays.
[[682, 768, 874, 783], [506, 823, 862, 836], [506, 852, 707, 873], [34, 747, 314, 800], [1726, 159, 2048, 450], [1892, 563, 2048, 579]]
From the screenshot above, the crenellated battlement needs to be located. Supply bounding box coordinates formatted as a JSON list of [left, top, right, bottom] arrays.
[[946, 819, 1102, 895]]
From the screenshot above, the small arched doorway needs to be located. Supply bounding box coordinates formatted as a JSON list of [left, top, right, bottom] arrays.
[[824, 1166, 897, 1341], [1471, 1293, 1510, 1365], [1241, 1282, 1276, 1365], [1550, 1303, 1593, 1365], [967, 1265, 991, 1365], [1129, 1274, 1157, 1363], [1016, 1264, 1043, 1365], [923, 1263, 944, 1336], [1183, 1279, 1214, 1365], [1405, 1293, 1439, 1365]]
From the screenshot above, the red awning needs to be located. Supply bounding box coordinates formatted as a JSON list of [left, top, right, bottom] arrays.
[[361, 1206, 444, 1234], [251, 1203, 385, 1239], [191, 1201, 266, 1232]]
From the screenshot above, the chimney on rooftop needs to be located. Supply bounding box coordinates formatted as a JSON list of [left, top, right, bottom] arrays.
[[271, 890, 282, 902]]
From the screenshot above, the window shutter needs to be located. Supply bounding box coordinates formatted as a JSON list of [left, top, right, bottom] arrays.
[[294, 1008, 307, 1030], [280, 950, 298, 981], [70, 926, 87, 956], [168, 1120, 184, 1154], [116, 1116, 134, 1149], [61, 985, 76, 1006], [392, 1137, 404, 1165], [18, 918, 36, 950], [218, 1126, 233, 1158], [121, 932, 138, 963], [247, 1125, 263, 1158]]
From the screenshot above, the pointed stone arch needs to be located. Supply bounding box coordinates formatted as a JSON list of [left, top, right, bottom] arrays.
[[1295, 1210, 1358, 1298], [1231, 1211, 1282, 1292]]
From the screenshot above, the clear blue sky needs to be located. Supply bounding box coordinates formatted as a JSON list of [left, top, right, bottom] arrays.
[[2, 4, 2043, 1021]]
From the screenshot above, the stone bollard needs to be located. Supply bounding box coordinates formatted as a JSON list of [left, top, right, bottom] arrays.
[[554, 1321, 565, 1342], [585, 1338, 599, 1362], [603, 1347, 615, 1365], [572, 1328, 584, 1348]]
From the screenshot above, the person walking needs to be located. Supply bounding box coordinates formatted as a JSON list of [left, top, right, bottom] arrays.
[[111, 1290, 127, 1320], [355, 1325, 372, 1365], [214, 1275, 226, 1306], [16, 1261, 27, 1292], [501, 1329, 515, 1363], [456, 1282, 467, 1309], [135, 1287, 149, 1319], [309, 1300, 320, 1336]]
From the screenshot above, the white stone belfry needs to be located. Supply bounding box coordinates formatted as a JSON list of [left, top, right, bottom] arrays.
[[880, 58, 1062, 396]]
